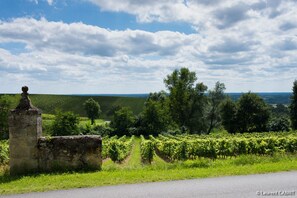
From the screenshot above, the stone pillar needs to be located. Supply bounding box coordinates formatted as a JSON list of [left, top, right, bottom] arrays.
[[9, 86, 42, 175]]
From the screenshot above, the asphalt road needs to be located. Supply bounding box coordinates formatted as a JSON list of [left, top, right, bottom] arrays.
[[2, 171, 297, 198]]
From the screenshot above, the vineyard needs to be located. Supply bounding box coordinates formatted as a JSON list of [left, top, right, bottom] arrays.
[[102, 135, 134, 162], [139, 132, 297, 163], [1, 133, 297, 168]]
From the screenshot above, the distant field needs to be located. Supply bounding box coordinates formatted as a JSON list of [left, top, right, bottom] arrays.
[[0, 92, 291, 119], [228, 92, 292, 104], [2, 94, 146, 120]]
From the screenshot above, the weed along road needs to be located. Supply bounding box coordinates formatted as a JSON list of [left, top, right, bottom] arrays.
[[2, 171, 297, 198]]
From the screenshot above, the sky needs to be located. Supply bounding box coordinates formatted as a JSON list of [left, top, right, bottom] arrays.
[[0, 0, 297, 94]]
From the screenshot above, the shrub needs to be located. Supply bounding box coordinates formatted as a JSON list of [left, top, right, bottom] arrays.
[[110, 107, 135, 136], [0, 95, 12, 139], [0, 140, 9, 165], [268, 117, 290, 132], [51, 111, 80, 136], [140, 136, 154, 164]]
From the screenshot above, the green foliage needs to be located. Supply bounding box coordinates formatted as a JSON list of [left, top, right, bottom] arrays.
[[151, 132, 297, 161], [141, 92, 173, 135], [237, 92, 270, 132], [104, 136, 134, 162], [0, 140, 9, 165], [106, 105, 122, 117], [140, 136, 154, 164], [207, 81, 226, 134], [83, 98, 101, 125], [1, 94, 145, 119], [51, 111, 80, 136], [271, 104, 289, 117], [110, 107, 135, 136], [91, 124, 113, 136], [290, 80, 297, 130], [164, 67, 208, 134], [0, 96, 13, 139], [268, 117, 290, 132], [220, 97, 238, 134]]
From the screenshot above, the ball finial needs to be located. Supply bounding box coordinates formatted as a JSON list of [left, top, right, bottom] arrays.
[[22, 86, 29, 93]]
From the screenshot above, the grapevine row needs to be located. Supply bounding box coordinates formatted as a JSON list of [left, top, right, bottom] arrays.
[[102, 135, 134, 162], [151, 134, 297, 161], [140, 135, 154, 164]]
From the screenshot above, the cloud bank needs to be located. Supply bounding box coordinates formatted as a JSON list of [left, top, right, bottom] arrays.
[[1, 0, 297, 93]]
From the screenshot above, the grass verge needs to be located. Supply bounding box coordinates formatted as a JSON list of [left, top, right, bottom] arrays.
[[1, 154, 297, 195]]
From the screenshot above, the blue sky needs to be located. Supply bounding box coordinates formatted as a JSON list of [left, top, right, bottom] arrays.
[[0, 0, 297, 94]]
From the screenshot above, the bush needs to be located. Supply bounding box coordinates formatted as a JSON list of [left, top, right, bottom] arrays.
[[268, 117, 290, 132], [0, 95, 12, 139], [92, 124, 113, 136], [51, 111, 80, 136], [140, 136, 154, 164], [110, 107, 135, 136], [0, 140, 9, 165]]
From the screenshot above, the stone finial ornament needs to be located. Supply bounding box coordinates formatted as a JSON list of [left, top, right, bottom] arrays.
[[16, 86, 35, 110]]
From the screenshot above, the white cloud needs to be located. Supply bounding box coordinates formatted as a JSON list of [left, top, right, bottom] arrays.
[[47, 0, 53, 5], [27, 0, 54, 6], [1, 0, 297, 94]]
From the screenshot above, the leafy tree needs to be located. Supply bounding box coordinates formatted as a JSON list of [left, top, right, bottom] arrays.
[[164, 67, 208, 133], [220, 97, 238, 134], [107, 105, 122, 117], [110, 107, 135, 136], [147, 91, 167, 103], [0, 95, 12, 139], [237, 92, 270, 132], [83, 98, 101, 125], [51, 111, 80, 136], [141, 92, 172, 135], [289, 80, 297, 130], [207, 81, 226, 134], [268, 116, 290, 132]]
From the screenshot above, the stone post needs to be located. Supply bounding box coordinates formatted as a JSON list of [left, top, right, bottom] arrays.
[[9, 86, 42, 175]]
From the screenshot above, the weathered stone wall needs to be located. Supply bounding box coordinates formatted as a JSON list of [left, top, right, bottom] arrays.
[[9, 109, 42, 175], [38, 136, 102, 171]]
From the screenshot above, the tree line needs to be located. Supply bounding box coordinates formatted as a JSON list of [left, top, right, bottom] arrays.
[[83, 68, 297, 136], [0, 68, 297, 138]]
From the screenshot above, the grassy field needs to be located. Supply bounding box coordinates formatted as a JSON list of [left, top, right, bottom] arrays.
[[41, 114, 107, 135], [1, 137, 297, 195], [1, 94, 146, 119]]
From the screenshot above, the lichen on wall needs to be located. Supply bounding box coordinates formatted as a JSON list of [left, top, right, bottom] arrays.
[[38, 135, 102, 171]]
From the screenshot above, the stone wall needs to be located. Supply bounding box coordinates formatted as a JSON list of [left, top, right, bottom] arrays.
[[9, 109, 42, 175], [38, 136, 102, 171], [9, 86, 102, 175]]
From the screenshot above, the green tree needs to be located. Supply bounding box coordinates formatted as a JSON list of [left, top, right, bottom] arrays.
[[289, 80, 297, 130], [141, 92, 172, 135], [83, 98, 101, 125], [0, 95, 12, 139], [237, 92, 270, 132], [207, 81, 226, 134], [164, 67, 208, 133], [110, 107, 135, 136], [220, 97, 238, 134], [51, 111, 80, 136]]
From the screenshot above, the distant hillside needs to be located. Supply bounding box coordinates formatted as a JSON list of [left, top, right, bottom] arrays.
[[3, 94, 146, 120], [1, 92, 291, 119], [227, 92, 292, 104]]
